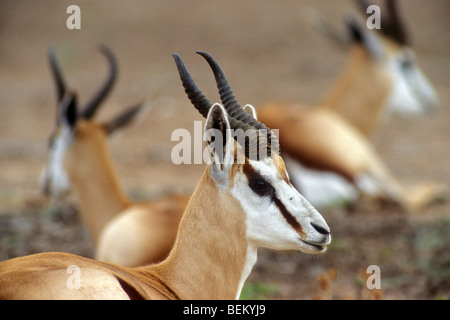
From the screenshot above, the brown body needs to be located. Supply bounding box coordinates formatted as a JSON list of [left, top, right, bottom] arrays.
[[0, 171, 245, 300], [258, 101, 445, 211], [65, 121, 189, 266], [42, 47, 188, 267], [44, 117, 188, 267], [96, 195, 189, 267], [259, 105, 378, 182]]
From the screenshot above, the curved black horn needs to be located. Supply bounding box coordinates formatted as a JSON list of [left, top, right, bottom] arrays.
[[355, 0, 409, 45], [195, 52, 242, 119], [48, 47, 67, 104], [173, 52, 255, 135], [196, 51, 278, 154], [195, 51, 266, 130], [172, 53, 212, 118], [382, 0, 409, 45], [172, 53, 276, 159], [355, 0, 371, 14], [81, 45, 118, 119]]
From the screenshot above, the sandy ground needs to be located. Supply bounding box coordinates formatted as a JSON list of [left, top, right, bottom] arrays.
[[0, 0, 449, 299]]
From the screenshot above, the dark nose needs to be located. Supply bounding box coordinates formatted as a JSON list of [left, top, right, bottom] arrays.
[[311, 222, 330, 235]]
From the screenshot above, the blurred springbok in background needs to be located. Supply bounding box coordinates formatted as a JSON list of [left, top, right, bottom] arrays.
[[309, 0, 439, 136], [40, 46, 188, 267], [257, 0, 445, 209], [0, 52, 330, 300]]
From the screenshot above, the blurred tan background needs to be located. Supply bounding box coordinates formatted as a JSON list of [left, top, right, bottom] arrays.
[[0, 0, 449, 299]]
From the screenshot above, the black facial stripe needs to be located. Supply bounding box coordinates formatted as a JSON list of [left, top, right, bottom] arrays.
[[273, 196, 304, 235]]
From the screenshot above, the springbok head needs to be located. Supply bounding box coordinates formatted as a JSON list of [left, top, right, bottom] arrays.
[[316, 0, 439, 116], [173, 52, 331, 253], [355, 0, 440, 116], [40, 46, 143, 200]]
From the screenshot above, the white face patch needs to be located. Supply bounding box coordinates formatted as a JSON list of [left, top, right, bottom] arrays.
[[40, 126, 73, 199], [231, 158, 331, 254], [230, 158, 331, 300], [385, 48, 439, 117]]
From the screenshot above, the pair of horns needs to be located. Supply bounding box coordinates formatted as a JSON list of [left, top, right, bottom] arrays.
[[356, 0, 409, 45], [173, 51, 278, 160], [49, 45, 118, 119]]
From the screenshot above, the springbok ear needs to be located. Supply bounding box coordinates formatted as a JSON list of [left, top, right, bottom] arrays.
[[104, 101, 148, 135], [243, 104, 257, 120], [59, 91, 78, 130], [346, 15, 384, 60], [204, 103, 233, 176]]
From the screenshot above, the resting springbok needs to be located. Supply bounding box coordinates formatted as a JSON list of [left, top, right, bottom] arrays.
[[257, 1, 445, 209], [40, 46, 188, 267], [0, 51, 330, 300], [303, 0, 439, 137], [258, 102, 448, 210]]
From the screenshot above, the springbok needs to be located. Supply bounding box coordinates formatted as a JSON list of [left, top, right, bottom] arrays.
[[40, 46, 188, 267], [304, 0, 439, 137], [257, 102, 447, 210], [320, 0, 439, 136], [0, 52, 330, 300], [257, 1, 445, 209]]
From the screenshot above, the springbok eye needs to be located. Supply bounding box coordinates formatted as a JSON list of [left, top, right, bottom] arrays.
[[248, 175, 275, 197]]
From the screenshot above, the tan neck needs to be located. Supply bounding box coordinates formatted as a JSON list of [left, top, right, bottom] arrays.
[[66, 123, 131, 243], [149, 168, 250, 299], [319, 45, 391, 136]]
